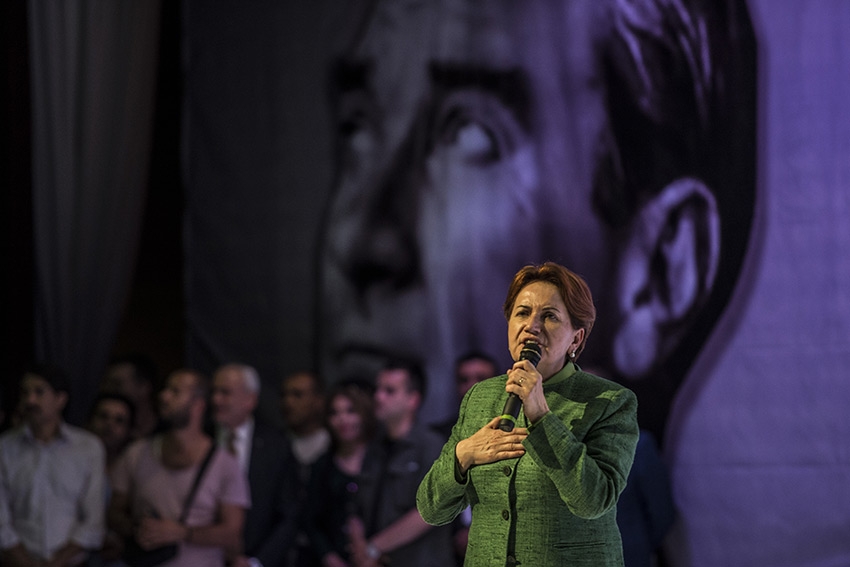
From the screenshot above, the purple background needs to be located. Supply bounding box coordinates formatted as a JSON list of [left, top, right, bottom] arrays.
[[178, 1, 848, 565]]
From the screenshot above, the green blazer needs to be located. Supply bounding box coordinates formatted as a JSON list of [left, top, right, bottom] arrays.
[[417, 363, 638, 567]]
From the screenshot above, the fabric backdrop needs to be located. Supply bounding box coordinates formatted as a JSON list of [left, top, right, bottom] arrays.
[[175, 0, 850, 565]]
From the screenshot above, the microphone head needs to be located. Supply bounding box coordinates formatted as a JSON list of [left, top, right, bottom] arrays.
[[519, 341, 542, 367]]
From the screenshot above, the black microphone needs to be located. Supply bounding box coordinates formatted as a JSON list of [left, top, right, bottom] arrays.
[[497, 341, 542, 432]]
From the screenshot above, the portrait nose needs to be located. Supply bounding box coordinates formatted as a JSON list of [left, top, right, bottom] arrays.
[[331, 128, 424, 297]]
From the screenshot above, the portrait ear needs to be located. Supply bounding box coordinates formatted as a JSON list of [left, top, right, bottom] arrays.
[[612, 177, 720, 379]]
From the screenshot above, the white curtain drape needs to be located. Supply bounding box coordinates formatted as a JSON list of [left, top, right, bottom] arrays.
[[28, 0, 162, 423]]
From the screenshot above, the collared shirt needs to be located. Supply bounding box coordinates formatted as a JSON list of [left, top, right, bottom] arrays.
[[217, 418, 254, 474], [0, 423, 106, 560]]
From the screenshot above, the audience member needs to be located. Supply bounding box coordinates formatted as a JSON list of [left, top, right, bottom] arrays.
[[348, 361, 452, 567], [87, 392, 135, 473], [86, 392, 136, 565], [0, 364, 106, 567], [279, 371, 330, 479], [279, 371, 331, 567], [433, 351, 498, 439], [307, 381, 376, 567], [100, 354, 160, 439], [617, 429, 676, 567], [108, 369, 249, 567], [211, 363, 299, 567]]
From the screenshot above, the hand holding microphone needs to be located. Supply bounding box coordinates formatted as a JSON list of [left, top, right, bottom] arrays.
[[497, 341, 542, 431]]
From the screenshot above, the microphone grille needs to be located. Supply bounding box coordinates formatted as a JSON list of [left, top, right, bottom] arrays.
[[520, 341, 542, 367]]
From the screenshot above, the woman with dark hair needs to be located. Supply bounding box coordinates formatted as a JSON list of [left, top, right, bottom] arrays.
[[307, 381, 377, 567], [417, 262, 639, 566]]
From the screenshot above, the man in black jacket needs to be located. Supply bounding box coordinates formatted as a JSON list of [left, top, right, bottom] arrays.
[[212, 363, 299, 567]]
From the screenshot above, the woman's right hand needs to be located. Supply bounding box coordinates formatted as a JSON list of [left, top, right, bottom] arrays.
[[455, 417, 528, 475]]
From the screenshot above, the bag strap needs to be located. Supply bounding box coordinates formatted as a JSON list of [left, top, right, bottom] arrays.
[[178, 443, 217, 523]]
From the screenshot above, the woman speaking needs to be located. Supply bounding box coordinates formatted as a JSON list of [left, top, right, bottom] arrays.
[[417, 262, 639, 566]]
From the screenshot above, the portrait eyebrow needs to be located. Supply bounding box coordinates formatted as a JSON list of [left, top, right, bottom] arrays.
[[428, 63, 532, 131]]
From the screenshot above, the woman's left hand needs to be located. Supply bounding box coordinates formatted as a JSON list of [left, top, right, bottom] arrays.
[[506, 359, 549, 423]]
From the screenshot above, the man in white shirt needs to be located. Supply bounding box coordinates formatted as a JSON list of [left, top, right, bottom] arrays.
[[0, 365, 106, 567], [212, 364, 299, 567], [278, 371, 330, 478]]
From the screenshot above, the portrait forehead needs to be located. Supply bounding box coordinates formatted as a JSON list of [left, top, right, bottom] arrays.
[[357, 0, 602, 70]]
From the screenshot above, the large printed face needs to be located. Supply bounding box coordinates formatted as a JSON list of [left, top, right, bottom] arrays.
[[319, 0, 616, 420]]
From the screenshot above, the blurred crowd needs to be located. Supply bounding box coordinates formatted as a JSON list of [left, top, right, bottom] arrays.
[[0, 352, 674, 567]]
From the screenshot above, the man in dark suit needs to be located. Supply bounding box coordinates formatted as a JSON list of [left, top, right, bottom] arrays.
[[212, 363, 299, 567]]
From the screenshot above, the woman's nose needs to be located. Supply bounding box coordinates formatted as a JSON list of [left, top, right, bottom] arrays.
[[526, 315, 543, 333]]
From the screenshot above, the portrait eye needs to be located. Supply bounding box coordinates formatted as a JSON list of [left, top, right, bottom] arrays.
[[431, 90, 525, 166], [436, 109, 500, 163]]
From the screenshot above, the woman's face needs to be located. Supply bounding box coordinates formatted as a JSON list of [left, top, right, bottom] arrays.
[[328, 394, 363, 444], [507, 281, 584, 379]]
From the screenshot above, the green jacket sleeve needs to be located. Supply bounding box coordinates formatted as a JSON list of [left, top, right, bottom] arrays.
[[416, 388, 475, 526]]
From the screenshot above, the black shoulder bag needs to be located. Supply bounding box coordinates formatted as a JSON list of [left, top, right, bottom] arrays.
[[123, 444, 217, 567]]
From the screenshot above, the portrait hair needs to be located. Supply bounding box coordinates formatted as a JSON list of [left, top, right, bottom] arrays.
[[503, 262, 596, 360], [592, 0, 757, 372]]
